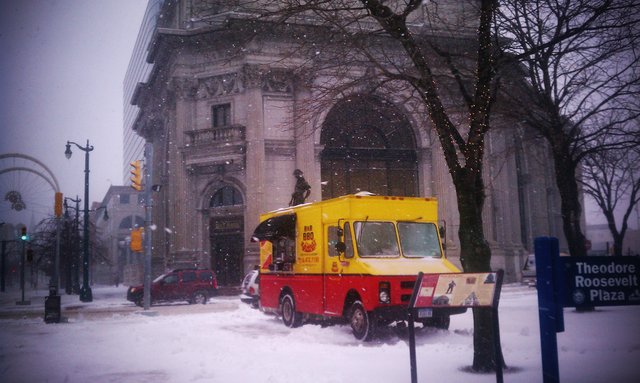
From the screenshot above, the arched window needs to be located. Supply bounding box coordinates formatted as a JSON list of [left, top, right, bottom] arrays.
[[210, 185, 243, 207], [320, 95, 418, 198]]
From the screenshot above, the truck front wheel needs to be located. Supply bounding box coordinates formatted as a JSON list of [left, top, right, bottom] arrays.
[[281, 293, 303, 328], [349, 301, 376, 341]]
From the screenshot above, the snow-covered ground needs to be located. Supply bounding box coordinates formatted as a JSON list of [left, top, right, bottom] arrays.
[[0, 284, 639, 383]]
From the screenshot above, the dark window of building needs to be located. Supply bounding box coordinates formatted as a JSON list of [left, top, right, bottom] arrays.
[[212, 104, 231, 128], [320, 95, 418, 199], [210, 186, 243, 207], [120, 194, 130, 204]]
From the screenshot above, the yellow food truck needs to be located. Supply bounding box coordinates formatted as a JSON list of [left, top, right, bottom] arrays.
[[251, 193, 464, 340]]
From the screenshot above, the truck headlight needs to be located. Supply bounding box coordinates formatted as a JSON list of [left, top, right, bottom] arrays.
[[379, 281, 391, 303]]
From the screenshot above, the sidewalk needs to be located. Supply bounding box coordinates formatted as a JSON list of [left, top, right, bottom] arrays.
[[0, 285, 136, 319], [0, 284, 242, 320]]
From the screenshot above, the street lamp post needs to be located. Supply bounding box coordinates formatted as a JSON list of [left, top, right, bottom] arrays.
[[65, 139, 94, 302], [64, 196, 81, 294]]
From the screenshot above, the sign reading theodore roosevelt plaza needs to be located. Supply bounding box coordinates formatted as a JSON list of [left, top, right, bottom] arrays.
[[560, 256, 640, 308]]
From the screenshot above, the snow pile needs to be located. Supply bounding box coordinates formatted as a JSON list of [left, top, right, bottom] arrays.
[[0, 285, 639, 382]]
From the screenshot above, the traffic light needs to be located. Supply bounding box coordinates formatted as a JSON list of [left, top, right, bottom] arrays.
[[20, 226, 28, 241], [54, 192, 63, 217], [130, 227, 143, 253], [130, 160, 143, 191]]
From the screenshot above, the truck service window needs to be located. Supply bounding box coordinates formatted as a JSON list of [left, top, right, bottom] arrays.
[[354, 221, 400, 257], [397, 222, 442, 258]]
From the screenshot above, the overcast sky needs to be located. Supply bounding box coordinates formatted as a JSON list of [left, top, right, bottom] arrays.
[[0, 0, 148, 225], [0, 0, 619, 231]]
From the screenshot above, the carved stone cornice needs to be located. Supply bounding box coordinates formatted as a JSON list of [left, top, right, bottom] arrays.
[[195, 72, 242, 99], [262, 68, 294, 94], [240, 64, 266, 89], [242, 64, 294, 94], [170, 73, 243, 100], [169, 77, 199, 100], [170, 66, 296, 101]]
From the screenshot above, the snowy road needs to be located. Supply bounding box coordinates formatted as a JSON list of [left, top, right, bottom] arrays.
[[1, 284, 639, 382]]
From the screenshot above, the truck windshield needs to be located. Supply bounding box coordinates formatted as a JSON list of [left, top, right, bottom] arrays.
[[397, 222, 442, 258], [354, 221, 400, 257]]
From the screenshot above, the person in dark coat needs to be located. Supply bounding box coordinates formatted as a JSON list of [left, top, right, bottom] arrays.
[[289, 169, 311, 206]]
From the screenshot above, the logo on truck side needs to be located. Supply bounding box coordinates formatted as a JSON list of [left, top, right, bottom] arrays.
[[301, 225, 317, 253]]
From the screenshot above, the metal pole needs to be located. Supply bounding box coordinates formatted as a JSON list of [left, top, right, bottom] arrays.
[[16, 239, 30, 305], [73, 197, 80, 293], [143, 143, 153, 310], [535, 237, 561, 383], [53, 217, 61, 293], [21, 240, 25, 302], [1, 240, 6, 292], [408, 309, 417, 383], [79, 140, 92, 302]]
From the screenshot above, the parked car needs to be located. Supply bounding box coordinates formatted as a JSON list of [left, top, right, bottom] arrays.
[[521, 252, 569, 286], [126, 269, 218, 306], [240, 269, 260, 308]]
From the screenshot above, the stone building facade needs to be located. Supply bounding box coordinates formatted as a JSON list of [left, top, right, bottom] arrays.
[[126, 0, 566, 284], [91, 186, 145, 286]]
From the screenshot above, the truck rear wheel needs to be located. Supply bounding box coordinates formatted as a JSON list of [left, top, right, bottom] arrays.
[[349, 300, 376, 341], [281, 293, 303, 328]]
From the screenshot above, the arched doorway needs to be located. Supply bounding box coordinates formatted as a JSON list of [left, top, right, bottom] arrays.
[[320, 94, 418, 198], [208, 185, 244, 286]]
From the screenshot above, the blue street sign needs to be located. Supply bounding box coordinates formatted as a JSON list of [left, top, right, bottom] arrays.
[[560, 256, 640, 308]]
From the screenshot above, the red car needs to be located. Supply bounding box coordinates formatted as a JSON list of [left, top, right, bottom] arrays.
[[127, 269, 218, 306]]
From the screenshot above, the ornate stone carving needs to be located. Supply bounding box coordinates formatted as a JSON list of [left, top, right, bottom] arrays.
[[171, 77, 199, 100], [263, 69, 294, 93], [242, 64, 267, 89], [174, 73, 242, 100], [197, 73, 242, 99]]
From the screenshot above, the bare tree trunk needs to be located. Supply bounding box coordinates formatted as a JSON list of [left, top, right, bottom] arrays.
[[553, 154, 587, 257], [453, 170, 498, 370]]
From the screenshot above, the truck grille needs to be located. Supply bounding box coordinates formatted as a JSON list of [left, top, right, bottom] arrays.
[[400, 281, 415, 289]]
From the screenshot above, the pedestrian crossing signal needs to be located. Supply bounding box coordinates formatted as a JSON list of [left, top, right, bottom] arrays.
[[130, 227, 143, 252]]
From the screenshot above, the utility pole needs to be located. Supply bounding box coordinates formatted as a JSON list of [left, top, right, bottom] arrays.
[[1, 239, 10, 292], [143, 143, 153, 311], [16, 226, 30, 305]]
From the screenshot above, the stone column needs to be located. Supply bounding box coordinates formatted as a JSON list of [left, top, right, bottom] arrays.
[[242, 65, 267, 245], [294, 85, 319, 202]]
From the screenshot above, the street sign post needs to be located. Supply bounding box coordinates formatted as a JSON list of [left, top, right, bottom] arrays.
[[407, 270, 504, 383], [534, 237, 640, 383]]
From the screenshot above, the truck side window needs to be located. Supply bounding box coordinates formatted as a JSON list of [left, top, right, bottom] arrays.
[[328, 226, 341, 257], [343, 223, 354, 259], [274, 237, 295, 264], [328, 224, 354, 258]]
